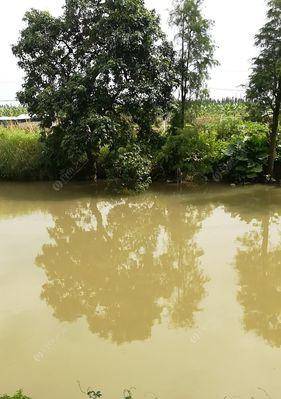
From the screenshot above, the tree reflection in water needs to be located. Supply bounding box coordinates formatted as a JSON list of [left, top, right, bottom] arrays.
[[221, 187, 281, 348], [36, 194, 210, 344], [235, 216, 281, 348]]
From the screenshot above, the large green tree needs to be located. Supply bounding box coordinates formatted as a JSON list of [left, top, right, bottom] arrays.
[[170, 0, 217, 128], [13, 0, 175, 177], [247, 0, 281, 177]]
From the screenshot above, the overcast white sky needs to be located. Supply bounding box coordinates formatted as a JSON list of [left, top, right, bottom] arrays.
[[0, 0, 266, 102]]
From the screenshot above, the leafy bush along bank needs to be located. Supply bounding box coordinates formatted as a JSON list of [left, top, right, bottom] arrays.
[[0, 102, 273, 188], [157, 121, 269, 183]]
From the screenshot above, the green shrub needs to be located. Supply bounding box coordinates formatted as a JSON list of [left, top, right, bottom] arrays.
[[202, 118, 268, 142], [157, 119, 269, 183], [157, 126, 225, 180], [107, 144, 152, 192], [0, 391, 31, 399], [221, 130, 268, 182], [202, 117, 245, 141], [0, 127, 44, 180]]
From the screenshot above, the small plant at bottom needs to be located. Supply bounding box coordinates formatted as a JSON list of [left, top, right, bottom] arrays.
[[87, 390, 102, 399], [123, 388, 136, 399], [78, 382, 138, 399], [0, 391, 31, 399], [78, 381, 102, 398]]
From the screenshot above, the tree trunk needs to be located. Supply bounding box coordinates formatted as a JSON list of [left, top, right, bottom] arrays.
[[268, 89, 281, 177], [86, 149, 97, 182], [180, 16, 185, 129], [181, 92, 185, 129]]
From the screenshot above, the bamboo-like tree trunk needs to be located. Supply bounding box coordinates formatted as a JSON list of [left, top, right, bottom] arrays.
[[180, 15, 185, 129], [268, 85, 281, 177], [86, 148, 97, 182]]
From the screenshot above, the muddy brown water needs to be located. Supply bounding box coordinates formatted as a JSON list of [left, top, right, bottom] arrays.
[[1, 182, 281, 399]]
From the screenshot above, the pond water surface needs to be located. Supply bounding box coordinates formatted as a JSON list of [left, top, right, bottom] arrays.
[[1, 183, 281, 399]]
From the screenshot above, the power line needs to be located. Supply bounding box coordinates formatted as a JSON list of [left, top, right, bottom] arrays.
[[209, 87, 245, 92], [0, 81, 22, 84], [0, 87, 245, 103]]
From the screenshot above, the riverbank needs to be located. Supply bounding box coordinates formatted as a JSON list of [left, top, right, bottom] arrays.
[[0, 101, 279, 188]]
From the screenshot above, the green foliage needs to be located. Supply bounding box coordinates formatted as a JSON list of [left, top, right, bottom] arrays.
[[202, 117, 246, 141], [203, 118, 268, 142], [159, 113, 269, 183], [87, 390, 102, 399], [169, 100, 249, 133], [0, 102, 270, 186], [247, 0, 281, 112], [195, 100, 249, 122], [0, 391, 31, 399], [246, 101, 271, 124], [157, 125, 224, 179], [9, 0, 277, 188], [223, 130, 268, 182], [170, 0, 217, 126], [108, 144, 152, 192], [247, 0, 281, 175], [0, 127, 44, 180], [0, 105, 27, 117], [13, 0, 175, 177]]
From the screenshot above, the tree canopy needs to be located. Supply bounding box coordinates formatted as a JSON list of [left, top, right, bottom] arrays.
[[13, 0, 175, 174], [247, 0, 281, 176], [170, 0, 217, 127]]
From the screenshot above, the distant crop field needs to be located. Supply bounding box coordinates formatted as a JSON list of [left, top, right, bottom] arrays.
[[198, 101, 247, 116], [0, 105, 27, 117], [192, 100, 249, 126]]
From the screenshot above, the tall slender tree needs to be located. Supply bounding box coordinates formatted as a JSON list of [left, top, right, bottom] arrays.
[[170, 0, 217, 128], [247, 0, 281, 177]]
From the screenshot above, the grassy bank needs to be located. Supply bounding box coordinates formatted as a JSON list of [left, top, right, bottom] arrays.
[[0, 101, 275, 187], [0, 127, 44, 180]]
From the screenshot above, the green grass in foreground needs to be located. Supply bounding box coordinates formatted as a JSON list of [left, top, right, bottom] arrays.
[[0, 127, 44, 180]]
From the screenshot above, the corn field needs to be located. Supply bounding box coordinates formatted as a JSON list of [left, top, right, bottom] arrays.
[[0, 105, 27, 117]]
